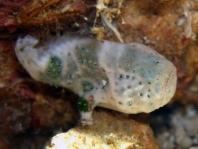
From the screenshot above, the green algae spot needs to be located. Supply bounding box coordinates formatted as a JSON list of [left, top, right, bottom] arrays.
[[77, 97, 89, 112], [127, 101, 132, 106], [75, 45, 98, 69], [19, 47, 24, 51], [46, 56, 62, 79], [82, 81, 94, 93]]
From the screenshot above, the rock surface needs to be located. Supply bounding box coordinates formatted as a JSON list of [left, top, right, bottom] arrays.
[[47, 110, 159, 149]]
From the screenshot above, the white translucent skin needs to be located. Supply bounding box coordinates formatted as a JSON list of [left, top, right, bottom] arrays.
[[15, 35, 177, 125]]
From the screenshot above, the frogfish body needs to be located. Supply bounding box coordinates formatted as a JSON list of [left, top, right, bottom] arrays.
[[15, 35, 177, 125]]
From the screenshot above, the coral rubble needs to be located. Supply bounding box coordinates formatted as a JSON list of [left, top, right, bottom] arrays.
[[46, 110, 160, 149]]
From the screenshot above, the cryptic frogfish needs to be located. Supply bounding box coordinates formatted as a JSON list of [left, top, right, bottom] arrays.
[[15, 35, 177, 125]]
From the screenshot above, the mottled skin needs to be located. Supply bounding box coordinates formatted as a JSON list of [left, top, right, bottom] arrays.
[[15, 35, 177, 125]]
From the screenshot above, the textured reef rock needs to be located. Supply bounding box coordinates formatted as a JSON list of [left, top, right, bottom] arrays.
[[0, 0, 85, 33], [0, 0, 198, 148], [15, 35, 176, 124], [46, 110, 160, 149]]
